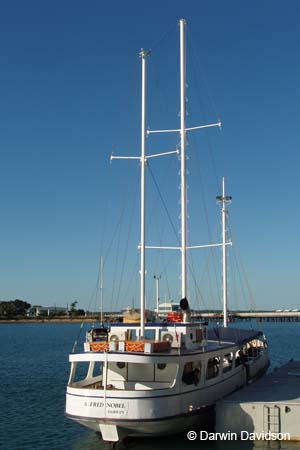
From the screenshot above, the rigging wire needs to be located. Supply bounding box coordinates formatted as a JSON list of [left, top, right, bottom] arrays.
[[148, 159, 214, 306], [110, 205, 124, 310], [71, 321, 85, 354], [122, 253, 140, 306], [187, 30, 221, 193], [114, 174, 140, 310], [147, 161, 179, 302], [187, 28, 221, 128], [187, 135, 221, 300], [188, 249, 210, 310], [147, 162, 180, 243], [147, 152, 176, 297], [192, 221, 223, 311], [229, 223, 257, 312], [158, 226, 171, 300], [149, 22, 177, 53], [147, 47, 180, 303], [228, 242, 240, 312]]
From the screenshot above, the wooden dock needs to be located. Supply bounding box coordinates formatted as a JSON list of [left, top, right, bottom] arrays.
[[216, 360, 300, 440]]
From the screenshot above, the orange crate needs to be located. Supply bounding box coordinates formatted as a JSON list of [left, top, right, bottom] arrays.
[[125, 341, 145, 352], [125, 340, 170, 353], [90, 341, 109, 352]]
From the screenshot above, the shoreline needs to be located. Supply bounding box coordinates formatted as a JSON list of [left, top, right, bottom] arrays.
[[0, 317, 110, 324]]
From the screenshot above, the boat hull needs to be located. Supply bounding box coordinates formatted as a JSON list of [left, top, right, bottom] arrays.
[[65, 326, 269, 441], [67, 406, 214, 441], [66, 365, 247, 441]]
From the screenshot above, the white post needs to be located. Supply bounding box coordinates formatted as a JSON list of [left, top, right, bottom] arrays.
[[140, 49, 150, 339], [179, 19, 187, 300], [154, 275, 161, 314]]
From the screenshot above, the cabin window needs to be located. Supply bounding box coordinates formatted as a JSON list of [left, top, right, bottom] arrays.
[[235, 350, 242, 367], [127, 329, 138, 340], [73, 362, 90, 383], [145, 329, 155, 340], [182, 362, 201, 385], [206, 357, 220, 380], [223, 353, 233, 373], [92, 361, 103, 377]]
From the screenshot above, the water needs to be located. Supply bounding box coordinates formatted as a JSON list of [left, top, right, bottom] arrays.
[[1, 322, 300, 450]]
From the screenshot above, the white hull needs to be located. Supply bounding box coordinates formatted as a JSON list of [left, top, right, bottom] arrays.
[[69, 406, 214, 440], [66, 329, 269, 441]]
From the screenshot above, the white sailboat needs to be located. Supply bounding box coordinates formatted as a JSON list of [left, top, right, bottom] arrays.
[[65, 19, 269, 442]]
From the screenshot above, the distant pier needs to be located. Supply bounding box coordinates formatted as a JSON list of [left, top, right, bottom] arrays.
[[191, 311, 300, 323], [102, 310, 300, 323], [6, 310, 300, 324]]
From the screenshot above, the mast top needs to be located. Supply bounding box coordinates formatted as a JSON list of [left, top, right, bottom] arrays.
[[139, 49, 151, 58]]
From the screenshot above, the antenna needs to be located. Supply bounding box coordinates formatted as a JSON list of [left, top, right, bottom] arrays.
[[153, 275, 161, 314]]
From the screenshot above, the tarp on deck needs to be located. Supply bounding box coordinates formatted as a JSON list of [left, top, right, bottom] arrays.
[[207, 327, 263, 345]]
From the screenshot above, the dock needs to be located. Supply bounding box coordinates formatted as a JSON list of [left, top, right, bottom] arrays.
[[216, 360, 300, 440], [104, 310, 300, 323], [192, 311, 300, 322]]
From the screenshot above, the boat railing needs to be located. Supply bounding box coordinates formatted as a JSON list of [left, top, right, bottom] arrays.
[[69, 379, 176, 391]]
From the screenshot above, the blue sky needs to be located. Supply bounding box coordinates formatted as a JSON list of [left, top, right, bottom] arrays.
[[0, 1, 299, 311]]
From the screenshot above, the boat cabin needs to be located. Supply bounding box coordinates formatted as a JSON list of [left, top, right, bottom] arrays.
[[67, 323, 267, 393]]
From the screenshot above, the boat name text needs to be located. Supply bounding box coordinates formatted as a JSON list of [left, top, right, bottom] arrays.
[[84, 401, 126, 409]]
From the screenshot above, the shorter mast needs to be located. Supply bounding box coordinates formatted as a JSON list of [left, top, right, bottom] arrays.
[[217, 177, 232, 327]]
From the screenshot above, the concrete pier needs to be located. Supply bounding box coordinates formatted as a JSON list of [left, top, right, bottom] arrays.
[[216, 360, 300, 440]]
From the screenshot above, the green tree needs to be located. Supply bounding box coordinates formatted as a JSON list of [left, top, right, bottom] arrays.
[[0, 301, 16, 318], [13, 299, 31, 315], [70, 300, 78, 316]]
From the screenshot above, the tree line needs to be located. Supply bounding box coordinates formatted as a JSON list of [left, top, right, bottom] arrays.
[[0, 299, 85, 319], [0, 299, 31, 319]]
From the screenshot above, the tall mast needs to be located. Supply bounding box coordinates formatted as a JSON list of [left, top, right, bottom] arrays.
[[140, 49, 150, 339], [179, 18, 187, 300], [217, 177, 232, 327], [111, 20, 221, 327]]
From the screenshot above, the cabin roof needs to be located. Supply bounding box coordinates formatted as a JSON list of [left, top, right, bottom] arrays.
[[207, 327, 263, 345]]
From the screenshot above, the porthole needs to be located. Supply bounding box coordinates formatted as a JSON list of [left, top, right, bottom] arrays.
[[117, 362, 126, 369], [157, 363, 167, 370]]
